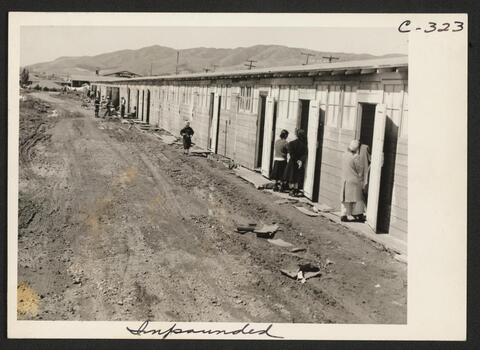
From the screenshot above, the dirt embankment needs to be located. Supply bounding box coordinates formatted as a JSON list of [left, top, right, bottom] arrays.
[[17, 92, 407, 324]]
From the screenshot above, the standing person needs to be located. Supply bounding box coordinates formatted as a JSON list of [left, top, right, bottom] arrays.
[[103, 97, 113, 117], [271, 129, 289, 192], [180, 121, 194, 155], [120, 97, 126, 118], [340, 140, 365, 222], [284, 129, 308, 197], [353, 144, 371, 221], [94, 97, 100, 118]]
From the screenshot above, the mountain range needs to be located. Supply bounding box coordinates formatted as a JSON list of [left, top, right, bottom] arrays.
[[27, 44, 405, 77]]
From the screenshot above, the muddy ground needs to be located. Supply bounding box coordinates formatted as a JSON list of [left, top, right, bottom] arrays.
[[17, 91, 407, 323]]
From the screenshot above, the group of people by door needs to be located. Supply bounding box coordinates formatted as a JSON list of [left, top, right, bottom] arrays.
[[92, 94, 133, 119], [271, 128, 308, 197], [271, 129, 371, 222]]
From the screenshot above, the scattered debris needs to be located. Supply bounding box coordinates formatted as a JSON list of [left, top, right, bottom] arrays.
[[236, 225, 256, 234], [254, 224, 279, 238], [280, 263, 322, 283], [295, 206, 320, 217], [267, 238, 293, 248], [375, 284, 381, 288], [290, 247, 306, 253]]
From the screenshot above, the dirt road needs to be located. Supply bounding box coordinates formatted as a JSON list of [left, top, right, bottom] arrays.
[[17, 91, 407, 323]]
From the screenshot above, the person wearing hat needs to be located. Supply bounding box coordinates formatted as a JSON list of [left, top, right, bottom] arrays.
[[340, 139, 365, 222]]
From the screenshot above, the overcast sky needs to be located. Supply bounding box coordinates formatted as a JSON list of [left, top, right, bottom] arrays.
[[20, 26, 408, 66]]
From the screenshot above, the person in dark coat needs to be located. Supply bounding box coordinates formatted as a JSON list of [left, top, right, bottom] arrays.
[[94, 98, 100, 118], [284, 129, 308, 197], [180, 121, 194, 155], [340, 140, 365, 222], [271, 129, 289, 191]]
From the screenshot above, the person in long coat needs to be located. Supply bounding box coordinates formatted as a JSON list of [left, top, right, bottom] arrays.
[[340, 140, 365, 222], [284, 128, 308, 197]]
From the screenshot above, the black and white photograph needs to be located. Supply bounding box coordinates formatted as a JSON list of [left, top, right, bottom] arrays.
[[7, 12, 467, 341]]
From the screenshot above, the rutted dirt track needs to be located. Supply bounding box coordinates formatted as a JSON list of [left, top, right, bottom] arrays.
[[17, 91, 407, 323]]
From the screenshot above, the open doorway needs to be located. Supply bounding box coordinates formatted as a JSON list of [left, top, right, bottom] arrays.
[[127, 88, 130, 113], [111, 87, 120, 108], [255, 94, 267, 169], [268, 101, 278, 173], [312, 108, 326, 202], [146, 90, 150, 124], [215, 96, 222, 153], [358, 103, 397, 234], [208, 93, 215, 151], [358, 103, 376, 150], [298, 99, 310, 132], [136, 91, 139, 119]]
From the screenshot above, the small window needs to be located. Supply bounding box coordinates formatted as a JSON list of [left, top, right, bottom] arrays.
[[341, 86, 357, 130], [239, 86, 253, 112]]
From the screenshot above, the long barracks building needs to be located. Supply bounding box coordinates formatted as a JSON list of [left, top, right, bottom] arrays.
[[92, 56, 408, 243]]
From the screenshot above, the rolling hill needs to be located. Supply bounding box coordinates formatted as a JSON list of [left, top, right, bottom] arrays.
[[27, 44, 405, 77]]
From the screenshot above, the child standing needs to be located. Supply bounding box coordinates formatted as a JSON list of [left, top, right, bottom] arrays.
[[180, 121, 194, 155]]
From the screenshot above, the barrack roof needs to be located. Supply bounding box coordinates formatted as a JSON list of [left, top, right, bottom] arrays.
[[94, 56, 408, 84]]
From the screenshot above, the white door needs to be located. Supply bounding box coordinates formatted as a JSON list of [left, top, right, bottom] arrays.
[[211, 94, 220, 153], [261, 96, 275, 177], [366, 103, 387, 231], [303, 100, 319, 199]]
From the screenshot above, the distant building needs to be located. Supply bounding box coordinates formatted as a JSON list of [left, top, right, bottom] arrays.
[[69, 75, 124, 88], [97, 69, 142, 79]]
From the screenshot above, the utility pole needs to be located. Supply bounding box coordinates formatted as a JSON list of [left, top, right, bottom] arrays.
[[301, 52, 315, 65], [150, 62, 153, 76], [212, 64, 219, 72], [322, 55, 340, 63], [244, 60, 257, 70], [175, 51, 180, 74]]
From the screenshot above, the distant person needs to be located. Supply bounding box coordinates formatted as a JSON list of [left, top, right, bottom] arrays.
[[340, 140, 365, 222], [94, 97, 100, 118], [180, 121, 194, 155], [120, 97, 126, 118], [284, 129, 308, 197], [103, 98, 113, 117], [271, 129, 289, 192]]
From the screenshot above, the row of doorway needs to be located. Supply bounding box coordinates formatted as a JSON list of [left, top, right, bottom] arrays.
[[129, 87, 395, 234], [252, 95, 394, 233]]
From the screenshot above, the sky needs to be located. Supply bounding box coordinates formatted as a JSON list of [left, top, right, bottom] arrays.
[[20, 26, 408, 66]]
